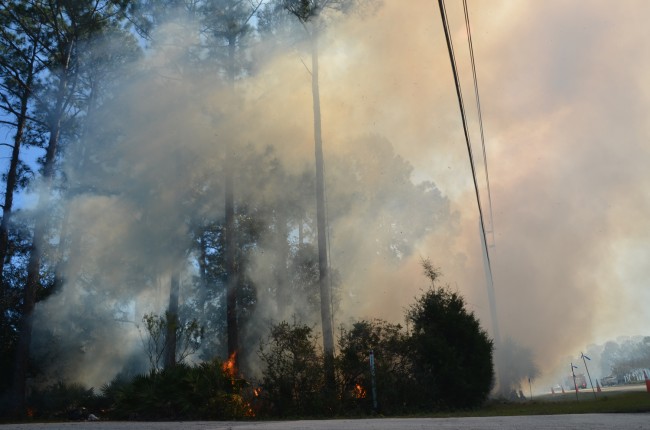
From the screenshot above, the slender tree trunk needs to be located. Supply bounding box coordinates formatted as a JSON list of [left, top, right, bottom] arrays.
[[224, 33, 239, 370], [310, 27, 335, 392], [0, 40, 38, 298], [164, 271, 180, 369], [224, 169, 238, 366], [275, 210, 290, 317], [10, 43, 72, 416], [0, 97, 28, 295], [52, 80, 98, 293], [197, 228, 208, 320], [10, 123, 62, 417]]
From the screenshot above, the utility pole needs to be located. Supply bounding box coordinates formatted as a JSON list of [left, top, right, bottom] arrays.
[[571, 363, 579, 402], [369, 350, 378, 412], [581, 352, 597, 400]]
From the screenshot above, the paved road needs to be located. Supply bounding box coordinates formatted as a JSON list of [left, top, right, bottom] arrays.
[[2, 414, 649, 430]]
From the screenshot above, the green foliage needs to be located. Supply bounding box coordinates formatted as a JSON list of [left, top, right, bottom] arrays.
[[281, 0, 376, 23], [337, 319, 413, 414], [254, 260, 494, 416], [27, 382, 100, 420], [11, 259, 494, 421], [0, 296, 19, 396], [107, 359, 252, 420], [258, 320, 325, 417], [406, 259, 494, 410]]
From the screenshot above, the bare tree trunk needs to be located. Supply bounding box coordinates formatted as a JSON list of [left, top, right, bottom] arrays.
[[10, 40, 72, 416], [0, 97, 28, 295], [224, 32, 239, 371], [11, 117, 63, 417], [52, 79, 99, 293], [0, 40, 38, 298], [217, 0, 261, 372], [310, 27, 335, 392], [224, 168, 238, 368], [197, 228, 209, 320], [164, 271, 180, 369], [274, 210, 290, 317]]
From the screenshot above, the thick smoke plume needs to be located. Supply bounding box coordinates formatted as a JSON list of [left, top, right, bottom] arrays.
[[26, 1, 650, 391]]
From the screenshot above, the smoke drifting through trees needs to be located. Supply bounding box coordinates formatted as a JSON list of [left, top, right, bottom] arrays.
[[3, 0, 649, 404], [2, 1, 459, 392]]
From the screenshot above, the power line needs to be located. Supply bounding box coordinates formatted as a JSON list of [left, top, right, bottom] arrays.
[[462, 0, 495, 246], [436, 0, 493, 270], [441, 2, 503, 389]]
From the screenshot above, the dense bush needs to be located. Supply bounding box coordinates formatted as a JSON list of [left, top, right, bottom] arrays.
[[256, 262, 494, 416], [406, 260, 494, 409], [27, 382, 101, 420], [257, 321, 325, 417], [15, 261, 493, 421], [337, 319, 413, 414], [260, 260, 494, 415], [105, 359, 252, 420]]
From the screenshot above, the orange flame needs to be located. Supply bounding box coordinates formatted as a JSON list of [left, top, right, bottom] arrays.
[[222, 351, 237, 379], [27, 408, 35, 418], [354, 383, 367, 399], [245, 387, 263, 417]]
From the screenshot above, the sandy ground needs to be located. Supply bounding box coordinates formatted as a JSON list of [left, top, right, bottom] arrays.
[[2, 414, 650, 430]]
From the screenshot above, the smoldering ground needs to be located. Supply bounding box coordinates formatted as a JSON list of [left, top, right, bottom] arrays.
[[24, 0, 650, 391]]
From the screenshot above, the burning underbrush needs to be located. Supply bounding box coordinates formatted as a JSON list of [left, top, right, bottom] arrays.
[[101, 358, 257, 421], [252, 276, 494, 417], [21, 271, 494, 420]]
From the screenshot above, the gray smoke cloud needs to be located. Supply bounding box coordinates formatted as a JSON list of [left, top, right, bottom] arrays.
[[27, 1, 650, 391]]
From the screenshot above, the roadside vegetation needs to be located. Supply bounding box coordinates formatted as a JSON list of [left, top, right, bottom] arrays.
[[5, 260, 497, 422], [3, 259, 649, 423], [10, 381, 650, 423]]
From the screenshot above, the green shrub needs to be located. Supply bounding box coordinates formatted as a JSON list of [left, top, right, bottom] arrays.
[[256, 260, 495, 416], [337, 319, 413, 414], [28, 381, 99, 419], [406, 260, 494, 410], [107, 359, 252, 420], [258, 321, 325, 417]]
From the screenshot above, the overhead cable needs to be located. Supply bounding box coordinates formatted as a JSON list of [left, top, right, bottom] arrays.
[[437, 0, 493, 270], [462, 0, 495, 245]]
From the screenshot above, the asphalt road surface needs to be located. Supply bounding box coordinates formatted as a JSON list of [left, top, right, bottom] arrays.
[[1, 414, 649, 430]]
